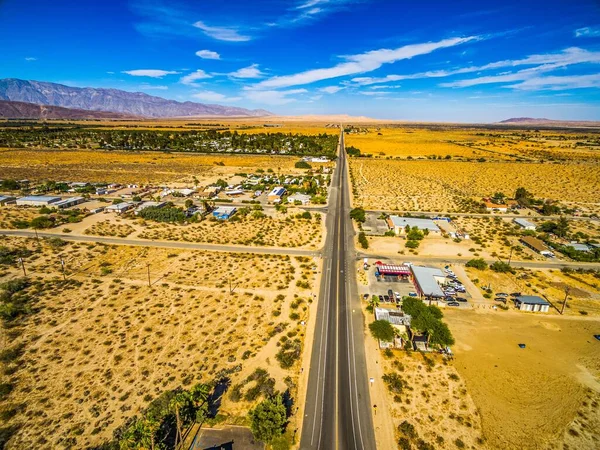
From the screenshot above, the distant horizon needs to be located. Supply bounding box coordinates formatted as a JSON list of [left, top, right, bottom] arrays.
[[1, 0, 600, 121]]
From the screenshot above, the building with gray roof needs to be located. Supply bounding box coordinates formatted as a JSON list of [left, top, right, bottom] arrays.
[[410, 266, 446, 298], [387, 216, 440, 235]]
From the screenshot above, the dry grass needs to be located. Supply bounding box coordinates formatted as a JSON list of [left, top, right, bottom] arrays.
[[83, 220, 135, 237], [350, 159, 600, 212], [378, 349, 484, 449], [0, 148, 300, 185], [0, 206, 40, 229], [0, 236, 316, 448]]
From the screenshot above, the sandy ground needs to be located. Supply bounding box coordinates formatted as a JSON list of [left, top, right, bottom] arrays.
[[0, 236, 318, 449], [445, 309, 600, 449]]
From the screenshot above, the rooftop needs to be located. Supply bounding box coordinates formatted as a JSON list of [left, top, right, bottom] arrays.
[[214, 206, 237, 214], [514, 218, 536, 228], [388, 216, 440, 232], [520, 236, 548, 253], [411, 266, 445, 297], [17, 195, 61, 203], [374, 308, 412, 326], [516, 295, 550, 306]]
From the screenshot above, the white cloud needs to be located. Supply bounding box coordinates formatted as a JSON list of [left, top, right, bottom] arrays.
[[229, 64, 264, 79], [244, 88, 308, 105], [319, 86, 343, 94], [192, 91, 242, 102], [139, 84, 169, 90], [106, 71, 115, 75], [123, 69, 180, 78], [360, 91, 392, 96], [193, 21, 251, 42], [575, 27, 600, 38], [310, 94, 323, 101], [24, 57, 37, 61], [507, 74, 600, 91], [254, 36, 478, 89], [195, 50, 221, 60], [353, 47, 600, 87], [180, 69, 212, 85]]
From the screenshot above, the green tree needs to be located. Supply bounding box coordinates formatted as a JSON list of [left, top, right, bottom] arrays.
[[170, 391, 191, 448], [249, 394, 287, 444], [185, 199, 194, 209], [369, 320, 395, 342], [358, 232, 369, 249], [350, 207, 366, 223], [490, 261, 514, 273], [294, 160, 311, 169]]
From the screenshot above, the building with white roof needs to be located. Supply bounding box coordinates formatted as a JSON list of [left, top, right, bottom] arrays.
[[387, 216, 440, 235], [287, 193, 311, 205], [514, 218, 536, 230], [410, 266, 446, 298], [16, 196, 61, 207]]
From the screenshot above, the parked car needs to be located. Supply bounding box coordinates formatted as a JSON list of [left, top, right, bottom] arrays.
[[444, 296, 454, 302], [403, 262, 413, 267], [510, 292, 522, 297], [494, 297, 507, 304], [496, 293, 509, 297], [378, 295, 384, 302], [447, 301, 460, 307], [408, 292, 418, 297], [455, 297, 467, 302], [387, 289, 394, 298], [363, 293, 370, 300], [383, 295, 390, 302]]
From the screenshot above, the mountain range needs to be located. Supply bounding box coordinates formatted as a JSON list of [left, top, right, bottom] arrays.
[[0, 78, 272, 118], [0, 100, 139, 120]]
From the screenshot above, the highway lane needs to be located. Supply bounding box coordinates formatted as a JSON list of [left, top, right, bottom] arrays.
[[300, 129, 376, 450], [0, 229, 319, 257]]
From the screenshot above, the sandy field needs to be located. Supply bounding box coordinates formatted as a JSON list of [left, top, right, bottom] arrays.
[[445, 309, 600, 449], [0, 236, 317, 449], [0, 148, 304, 185], [349, 159, 600, 212]]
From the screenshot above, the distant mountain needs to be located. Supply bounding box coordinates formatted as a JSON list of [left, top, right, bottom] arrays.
[[0, 78, 273, 118], [498, 117, 552, 124], [0, 100, 137, 120], [498, 117, 600, 127]]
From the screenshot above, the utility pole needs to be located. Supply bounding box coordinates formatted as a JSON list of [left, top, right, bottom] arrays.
[[147, 264, 151, 287], [507, 247, 514, 266], [34, 228, 40, 244], [59, 258, 66, 281], [560, 286, 571, 315], [18, 257, 26, 277]]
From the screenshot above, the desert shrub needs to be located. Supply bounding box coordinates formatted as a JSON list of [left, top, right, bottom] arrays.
[[466, 258, 487, 270], [383, 373, 407, 394], [398, 420, 416, 439], [358, 232, 369, 249], [275, 338, 302, 368], [490, 261, 515, 274], [295, 161, 311, 169]]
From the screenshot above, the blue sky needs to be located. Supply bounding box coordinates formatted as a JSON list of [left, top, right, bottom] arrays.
[[1, 0, 600, 121]]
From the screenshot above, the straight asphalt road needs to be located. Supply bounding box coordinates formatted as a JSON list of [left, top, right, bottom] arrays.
[[300, 129, 376, 450], [0, 229, 318, 257]]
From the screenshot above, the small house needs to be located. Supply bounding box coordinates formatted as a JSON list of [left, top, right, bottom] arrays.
[[386, 216, 440, 235], [268, 186, 286, 203], [106, 202, 134, 215], [514, 295, 550, 313], [520, 236, 554, 257], [213, 206, 237, 220], [374, 308, 411, 349], [287, 193, 311, 205], [514, 218, 536, 230]]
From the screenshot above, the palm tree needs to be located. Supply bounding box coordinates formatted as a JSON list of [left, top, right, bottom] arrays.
[[141, 416, 160, 450], [190, 383, 211, 407], [170, 391, 190, 449]]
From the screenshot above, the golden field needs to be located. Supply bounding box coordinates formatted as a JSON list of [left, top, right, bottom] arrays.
[[345, 126, 600, 161], [349, 159, 600, 212], [0, 148, 302, 185], [0, 236, 317, 448]]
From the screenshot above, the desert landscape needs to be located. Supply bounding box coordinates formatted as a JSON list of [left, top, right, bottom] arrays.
[[0, 235, 317, 448]]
